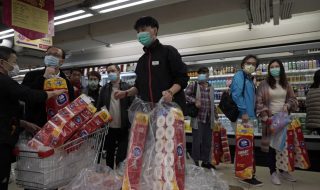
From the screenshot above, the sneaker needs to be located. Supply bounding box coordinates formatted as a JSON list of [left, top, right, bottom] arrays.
[[271, 172, 281, 185], [239, 177, 263, 187], [279, 171, 296, 182], [201, 162, 216, 169]]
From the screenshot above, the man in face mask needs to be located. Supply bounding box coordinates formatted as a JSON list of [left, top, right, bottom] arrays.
[[22, 46, 75, 127], [0, 46, 65, 190], [96, 64, 133, 169], [114, 16, 189, 114], [85, 71, 101, 106]]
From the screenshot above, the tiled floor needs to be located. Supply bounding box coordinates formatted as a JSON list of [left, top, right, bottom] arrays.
[[9, 164, 320, 190]]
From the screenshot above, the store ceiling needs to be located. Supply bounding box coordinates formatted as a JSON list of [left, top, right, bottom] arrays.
[[1, 0, 320, 69]]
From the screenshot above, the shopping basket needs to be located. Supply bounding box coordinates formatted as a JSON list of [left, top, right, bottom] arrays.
[[14, 127, 108, 190]]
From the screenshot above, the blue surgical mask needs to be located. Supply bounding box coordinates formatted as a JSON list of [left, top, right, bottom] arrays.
[[270, 68, 280, 77], [137, 32, 153, 47], [108, 72, 118, 81], [197, 74, 208, 81], [44, 55, 60, 67]]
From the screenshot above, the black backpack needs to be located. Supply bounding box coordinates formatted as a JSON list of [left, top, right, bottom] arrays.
[[186, 82, 199, 117], [218, 72, 246, 122]]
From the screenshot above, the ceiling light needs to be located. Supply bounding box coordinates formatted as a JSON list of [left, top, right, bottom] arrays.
[[91, 0, 130, 10], [0, 29, 14, 35], [54, 10, 86, 20], [54, 14, 93, 25], [0, 33, 14, 40], [99, 0, 156, 13]]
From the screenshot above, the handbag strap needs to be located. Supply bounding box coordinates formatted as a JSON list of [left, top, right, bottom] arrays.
[[241, 71, 246, 95], [193, 82, 198, 97]]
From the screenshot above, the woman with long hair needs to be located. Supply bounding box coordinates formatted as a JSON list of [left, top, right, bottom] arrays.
[[306, 69, 320, 134], [256, 59, 298, 185]]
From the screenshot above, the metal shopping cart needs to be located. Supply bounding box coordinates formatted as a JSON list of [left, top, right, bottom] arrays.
[[14, 127, 108, 190]]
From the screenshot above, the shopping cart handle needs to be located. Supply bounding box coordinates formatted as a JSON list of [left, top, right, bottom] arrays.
[[38, 149, 55, 158], [13, 147, 20, 156]]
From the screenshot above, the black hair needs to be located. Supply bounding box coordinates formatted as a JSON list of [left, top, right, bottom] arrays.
[[241, 54, 259, 68], [88, 71, 101, 81], [197, 67, 209, 74], [267, 59, 288, 89], [70, 68, 83, 74], [0, 46, 16, 61], [134, 16, 159, 31], [47, 46, 66, 59], [107, 64, 121, 72], [310, 69, 320, 88]]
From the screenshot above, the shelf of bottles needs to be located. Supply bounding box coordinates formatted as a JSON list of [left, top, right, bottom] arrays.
[[187, 58, 320, 137]]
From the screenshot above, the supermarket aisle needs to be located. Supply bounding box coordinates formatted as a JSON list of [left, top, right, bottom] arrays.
[[9, 164, 320, 190]]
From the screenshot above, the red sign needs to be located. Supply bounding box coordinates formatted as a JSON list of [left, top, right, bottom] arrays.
[[3, 0, 54, 40]]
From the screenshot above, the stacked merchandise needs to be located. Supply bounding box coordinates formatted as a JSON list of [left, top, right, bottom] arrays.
[[276, 118, 311, 172], [44, 77, 70, 119], [15, 94, 112, 189], [211, 122, 231, 166], [235, 122, 255, 179], [122, 99, 186, 190]]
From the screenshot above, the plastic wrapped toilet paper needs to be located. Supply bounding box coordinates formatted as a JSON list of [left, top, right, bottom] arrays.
[[155, 140, 165, 153], [165, 126, 175, 140], [165, 140, 174, 153], [164, 153, 174, 166], [153, 166, 163, 180], [155, 152, 164, 165], [165, 112, 175, 126], [153, 181, 162, 190], [164, 167, 174, 181], [163, 181, 173, 190], [157, 115, 166, 128], [156, 127, 165, 140]]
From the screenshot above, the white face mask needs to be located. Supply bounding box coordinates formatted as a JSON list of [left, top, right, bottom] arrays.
[[244, 64, 255, 74], [8, 64, 20, 77]]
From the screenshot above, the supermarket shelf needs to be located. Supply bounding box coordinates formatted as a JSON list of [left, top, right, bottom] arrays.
[[290, 81, 313, 85], [214, 100, 220, 103], [189, 69, 319, 80], [291, 112, 307, 116], [215, 87, 229, 91], [297, 97, 306, 100]]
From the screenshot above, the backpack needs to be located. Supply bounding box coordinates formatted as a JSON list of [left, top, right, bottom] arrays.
[[219, 71, 246, 122]]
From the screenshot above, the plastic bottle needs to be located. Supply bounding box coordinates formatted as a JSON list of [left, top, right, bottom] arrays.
[[292, 61, 297, 70], [284, 62, 288, 71], [309, 60, 313, 69], [288, 62, 292, 70], [297, 61, 301, 70], [313, 60, 317, 69]]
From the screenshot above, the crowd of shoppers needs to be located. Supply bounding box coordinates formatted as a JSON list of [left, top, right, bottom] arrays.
[[1, 16, 319, 190]]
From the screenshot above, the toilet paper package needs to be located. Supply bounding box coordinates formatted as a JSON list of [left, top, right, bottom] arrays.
[[276, 125, 295, 172], [44, 77, 69, 119], [122, 112, 149, 190], [211, 122, 231, 166], [28, 95, 93, 150], [292, 118, 310, 169], [235, 123, 254, 179], [148, 100, 185, 190]]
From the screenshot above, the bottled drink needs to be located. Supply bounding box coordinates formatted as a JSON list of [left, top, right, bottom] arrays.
[[284, 62, 288, 71], [292, 61, 297, 70], [313, 60, 317, 69], [309, 60, 313, 69], [296, 61, 301, 70], [288, 62, 292, 70]]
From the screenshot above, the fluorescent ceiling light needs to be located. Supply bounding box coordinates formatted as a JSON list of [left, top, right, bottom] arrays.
[[54, 13, 93, 25], [0, 29, 14, 35], [99, 0, 155, 13], [0, 33, 14, 40], [54, 10, 85, 20], [91, 0, 130, 10]]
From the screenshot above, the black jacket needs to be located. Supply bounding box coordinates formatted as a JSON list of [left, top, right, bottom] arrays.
[[22, 69, 75, 127], [96, 81, 133, 131], [134, 39, 189, 114], [0, 73, 47, 146]]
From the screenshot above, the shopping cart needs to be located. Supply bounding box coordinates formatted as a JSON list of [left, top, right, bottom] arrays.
[[14, 127, 108, 190]]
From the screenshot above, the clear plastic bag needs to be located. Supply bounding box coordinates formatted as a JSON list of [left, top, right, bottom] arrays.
[[64, 164, 122, 190], [185, 164, 229, 190], [270, 126, 287, 151], [271, 112, 291, 134]]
